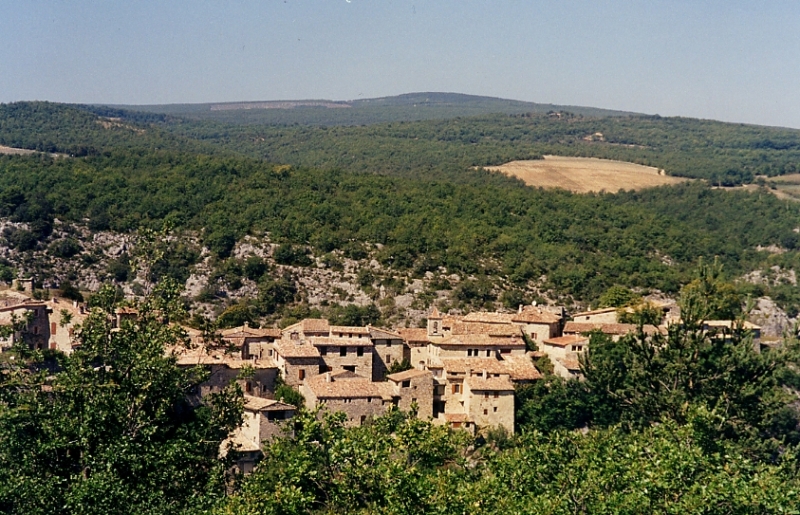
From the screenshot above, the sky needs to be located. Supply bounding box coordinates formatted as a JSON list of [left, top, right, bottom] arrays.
[[2, 1, 800, 128]]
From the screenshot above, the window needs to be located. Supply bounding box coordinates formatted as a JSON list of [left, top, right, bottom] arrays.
[[268, 349, 274, 356], [412, 397, 416, 403], [357, 347, 364, 357], [360, 415, 366, 425], [402, 380, 410, 388], [262, 385, 268, 393], [484, 393, 489, 399], [532, 333, 538, 341], [493, 392, 499, 398], [291, 332, 299, 341], [245, 382, 252, 393], [484, 409, 488, 415], [344, 365, 356, 373], [451, 421, 461, 429], [452, 384, 461, 394], [51, 322, 57, 334], [340, 347, 347, 356], [299, 369, 306, 381], [486, 350, 491, 357], [467, 349, 472, 357], [386, 340, 392, 347], [386, 354, 391, 363], [493, 407, 498, 412], [320, 346, 327, 355]]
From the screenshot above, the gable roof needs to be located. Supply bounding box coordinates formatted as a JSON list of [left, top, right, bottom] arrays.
[[466, 375, 515, 391], [283, 318, 331, 334], [274, 341, 321, 359], [542, 334, 590, 347], [386, 368, 432, 382], [329, 325, 371, 335], [397, 328, 430, 344], [368, 326, 404, 340], [563, 322, 659, 336], [305, 374, 393, 400], [511, 307, 562, 324], [244, 395, 297, 412]]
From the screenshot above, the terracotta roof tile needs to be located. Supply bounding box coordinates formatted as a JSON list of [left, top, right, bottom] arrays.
[[467, 375, 515, 391], [305, 375, 389, 399], [572, 307, 618, 317], [462, 312, 515, 324], [397, 328, 430, 344], [244, 395, 297, 412], [563, 322, 659, 336], [387, 368, 432, 382], [543, 334, 590, 347], [307, 336, 374, 347], [329, 325, 370, 335], [511, 307, 562, 324], [275, 341, 321, 358], [368, 326, 404, 339], [557, 358, 582, 371]]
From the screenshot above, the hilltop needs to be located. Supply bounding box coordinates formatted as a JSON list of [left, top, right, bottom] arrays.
[[108, 92, 639, 126]]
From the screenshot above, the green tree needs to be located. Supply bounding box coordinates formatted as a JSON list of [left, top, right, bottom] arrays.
[[0, 280, 244, 515]]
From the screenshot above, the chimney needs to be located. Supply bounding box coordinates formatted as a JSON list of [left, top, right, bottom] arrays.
[[325, 372, 332, 383], [518, 304, 523, 314], [482, 370, 488, 379]]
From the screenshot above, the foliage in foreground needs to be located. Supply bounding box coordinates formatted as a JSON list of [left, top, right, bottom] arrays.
[[0, 281, 244, 515], [218, 408, 800, 515]]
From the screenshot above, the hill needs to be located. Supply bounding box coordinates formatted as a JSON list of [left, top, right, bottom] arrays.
[[109, 92, 638, 126]]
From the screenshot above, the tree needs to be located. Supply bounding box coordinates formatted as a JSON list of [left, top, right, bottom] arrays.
[[0, 280, 244, 515]]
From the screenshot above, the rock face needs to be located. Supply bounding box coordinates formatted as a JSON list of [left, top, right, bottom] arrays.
[[749, 297, 796, 338]]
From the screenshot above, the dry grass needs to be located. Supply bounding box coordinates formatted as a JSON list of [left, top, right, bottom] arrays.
[[0, 145, 36, 156], [486, 155, 687, 193]]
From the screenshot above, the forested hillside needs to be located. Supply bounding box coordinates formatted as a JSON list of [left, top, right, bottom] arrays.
[[170, 112, 800, 184], [116, 92, 638, 126], [2, 100, 800, 319]]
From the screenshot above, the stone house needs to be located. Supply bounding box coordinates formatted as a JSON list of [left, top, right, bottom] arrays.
[[562, 321, 661, 341], [540, 334, 589, 379], [274, 340, 322, 387], [0, 292, 50, 351], [223, 395, 296, 475], [45, 297, 87, 353], [174, 344, 279, 399], [222, 324, 282, 361], [386, 368, 433, 416], [369, 326, 407, 380], [302, 371, 396, 427]]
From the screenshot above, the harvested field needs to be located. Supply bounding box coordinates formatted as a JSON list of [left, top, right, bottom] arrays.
[[486, 155, 687, 193]]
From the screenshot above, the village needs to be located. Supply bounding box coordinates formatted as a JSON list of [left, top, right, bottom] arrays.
[[0, 278, 765, 474]]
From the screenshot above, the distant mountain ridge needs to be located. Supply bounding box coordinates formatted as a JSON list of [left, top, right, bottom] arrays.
[[108, 92, 640, 126]]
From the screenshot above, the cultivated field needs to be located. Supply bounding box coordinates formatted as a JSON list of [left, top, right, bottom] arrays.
[[486, 155, 687, 193]]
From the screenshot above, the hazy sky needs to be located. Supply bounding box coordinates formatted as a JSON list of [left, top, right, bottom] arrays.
[[2, 1, 799, 128]]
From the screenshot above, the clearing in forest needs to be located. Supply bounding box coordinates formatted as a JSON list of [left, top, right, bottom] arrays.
[[486, 155, 687, 193]]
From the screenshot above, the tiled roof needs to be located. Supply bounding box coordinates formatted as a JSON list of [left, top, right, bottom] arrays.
[[543, 334, 590, 347], [171, 345, 277, 369], [511, 307, 562, 324], [282, 318, 331, 335], [330, 325, 370, 335], [429, 306, 442, 319], [307, 336, 374, 347], [222, 326, 281, 338], [557, 358, 582, 371], [572, 307, 618, 318], [563, 322, 659, 336], [368, 326, 404, 339], [498, 354, 543, 381], [462, 312, 514, 324], [467, 375, 515, 391], [703, 320, 761, 330], [397, 328, 430, 344], [274, 341, 321, 358], [244, 395, 297, 412], [387, 368, 432, 382], [438, 334, 526, 347], [450, 321, 521, 337], [306, 375, 390, 400], [441, 356, 541, 381]]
